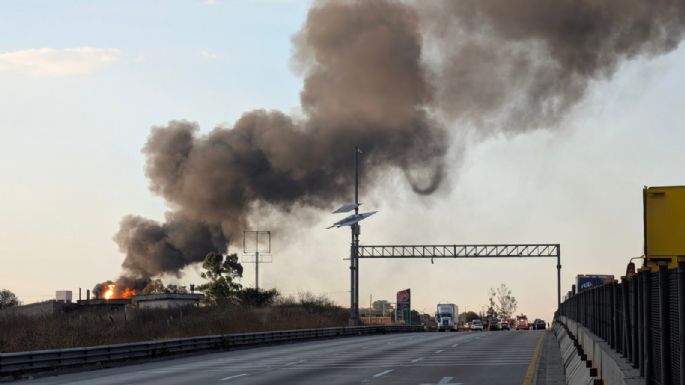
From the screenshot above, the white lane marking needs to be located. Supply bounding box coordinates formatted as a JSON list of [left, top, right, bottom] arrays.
[[220, 373, 248, 381], [451, 343, 459, 347], [434, 349, 444, 353], [411, 357, 425, 363], [373, 369, 393, 378], [284, 359, 306, 367], [420, 377, 464, 385]]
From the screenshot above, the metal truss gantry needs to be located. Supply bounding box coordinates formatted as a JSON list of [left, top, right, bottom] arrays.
[[357, 244, 559, 258], [356, 243, 562, 310]]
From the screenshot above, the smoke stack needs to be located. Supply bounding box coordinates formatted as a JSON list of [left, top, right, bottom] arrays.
[[79, 288, 82, 301], [86, 289, 90, 301]]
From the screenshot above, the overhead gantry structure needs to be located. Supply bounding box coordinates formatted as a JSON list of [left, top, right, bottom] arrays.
[[329, 147, 562, 325], [356, 243, 562, 310]]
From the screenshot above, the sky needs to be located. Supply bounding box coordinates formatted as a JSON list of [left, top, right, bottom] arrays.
[[1, 0, 684, 321]]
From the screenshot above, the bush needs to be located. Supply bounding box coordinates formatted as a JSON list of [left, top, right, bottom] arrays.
[[0, 298, 347, 353], [237, 288, 280, 307]]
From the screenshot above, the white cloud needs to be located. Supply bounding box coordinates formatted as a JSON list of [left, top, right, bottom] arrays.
[[201, 50, 218, 60], [0, 47, 120, 76], [205, 0, 218, 5]]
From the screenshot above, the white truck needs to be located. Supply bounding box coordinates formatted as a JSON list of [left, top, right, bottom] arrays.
[[436, 303, 459, 332]]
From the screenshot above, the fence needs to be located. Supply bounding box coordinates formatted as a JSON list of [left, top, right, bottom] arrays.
[[0, 324, 423, 377], [558, 262, 685, 385]]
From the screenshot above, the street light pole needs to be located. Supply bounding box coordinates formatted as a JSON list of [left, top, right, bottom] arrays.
[[349, 146, 361, 325]]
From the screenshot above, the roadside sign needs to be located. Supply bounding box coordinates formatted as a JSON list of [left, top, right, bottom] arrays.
[[396, 288, 411, 325]]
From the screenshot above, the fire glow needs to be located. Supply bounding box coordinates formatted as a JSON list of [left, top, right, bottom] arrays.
[[101, 284, 137, 300], [103, 284, 114, 300]]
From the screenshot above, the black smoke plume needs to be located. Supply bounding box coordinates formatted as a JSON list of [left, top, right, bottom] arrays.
[[112, 0, 685, 280], [421, 0, 685, 130]]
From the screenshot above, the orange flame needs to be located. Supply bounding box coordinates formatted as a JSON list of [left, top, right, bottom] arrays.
[[103, 284, 115, 300], [121, 288, 137, 299], [101, 284, 137, 300]]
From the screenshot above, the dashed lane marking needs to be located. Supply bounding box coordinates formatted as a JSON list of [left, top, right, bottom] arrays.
[[373, 369, 393, 378], [284, 360, 306, 367], [220, 374, 248, 381], [411, 357, 425, 363]]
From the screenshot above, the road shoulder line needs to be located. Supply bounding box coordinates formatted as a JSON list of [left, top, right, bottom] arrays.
[[522, 333, 545, 385]]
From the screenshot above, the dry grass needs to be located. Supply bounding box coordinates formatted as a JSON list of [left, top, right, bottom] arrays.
[[0, 299, 348, 353]]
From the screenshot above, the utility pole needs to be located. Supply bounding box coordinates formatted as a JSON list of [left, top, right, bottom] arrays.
[[350, 146, 361, 325], [255, 231, 260, 291], [556, 244, 561, 310], [243, 230, 271, 292]]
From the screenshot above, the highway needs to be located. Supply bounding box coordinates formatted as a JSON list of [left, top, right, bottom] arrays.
[[25, 330, 544, 385]]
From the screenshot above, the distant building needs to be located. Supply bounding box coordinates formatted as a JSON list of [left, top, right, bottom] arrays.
[[132, 293, 203, 309], [0, 300, 78, 317], [76, 298, 130, 312], [55, 290, 72, 303]]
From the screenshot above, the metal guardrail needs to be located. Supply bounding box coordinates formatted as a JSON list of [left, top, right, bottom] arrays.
[[0, 325, 422, 377], [558, 262, 685, 385]]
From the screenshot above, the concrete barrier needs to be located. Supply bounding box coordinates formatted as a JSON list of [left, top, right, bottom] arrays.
[[556, 317, 645, 385]]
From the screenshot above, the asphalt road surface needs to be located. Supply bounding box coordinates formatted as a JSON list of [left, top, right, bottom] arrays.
[[24, 330, 544, 385]]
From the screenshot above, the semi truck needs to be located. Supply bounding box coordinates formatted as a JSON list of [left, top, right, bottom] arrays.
[[436, 303, 458, 332]]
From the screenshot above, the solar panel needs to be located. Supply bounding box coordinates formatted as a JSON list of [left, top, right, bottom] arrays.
[[327, 211, 378, 228], [332, 203, 360, 214]]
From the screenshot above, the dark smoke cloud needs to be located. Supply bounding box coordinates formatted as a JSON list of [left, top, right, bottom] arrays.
[[114, 213, 227, 277], [420, 0, 685, 131], [113, 0, 445, 279], [112, 0, 685, 280]]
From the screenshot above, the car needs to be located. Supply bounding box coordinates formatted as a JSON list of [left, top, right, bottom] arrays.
[[500, 319, 510, 330], [534, 319, 546, 330], [470, 319, 483, 331], [488, 318, 500, 331], [516, 317, 529, 330]]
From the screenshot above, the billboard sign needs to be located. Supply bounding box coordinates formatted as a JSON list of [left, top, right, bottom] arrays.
[[576, 275, 614, 292], [396, 289, 411, 325]]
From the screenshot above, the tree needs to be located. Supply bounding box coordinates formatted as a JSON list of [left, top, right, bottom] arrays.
[[372, 300, 393, 315], [0, 289, 19, 309], [410, 310, 421, 325], [460, 311, 480, 323], [199, 252, 243, 306], [165, 284, 188, 294], [142, 279, 165, 294], [493, 284, 518, 320], [142, 279, 188, 295], [487, 289, 498, 319]]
